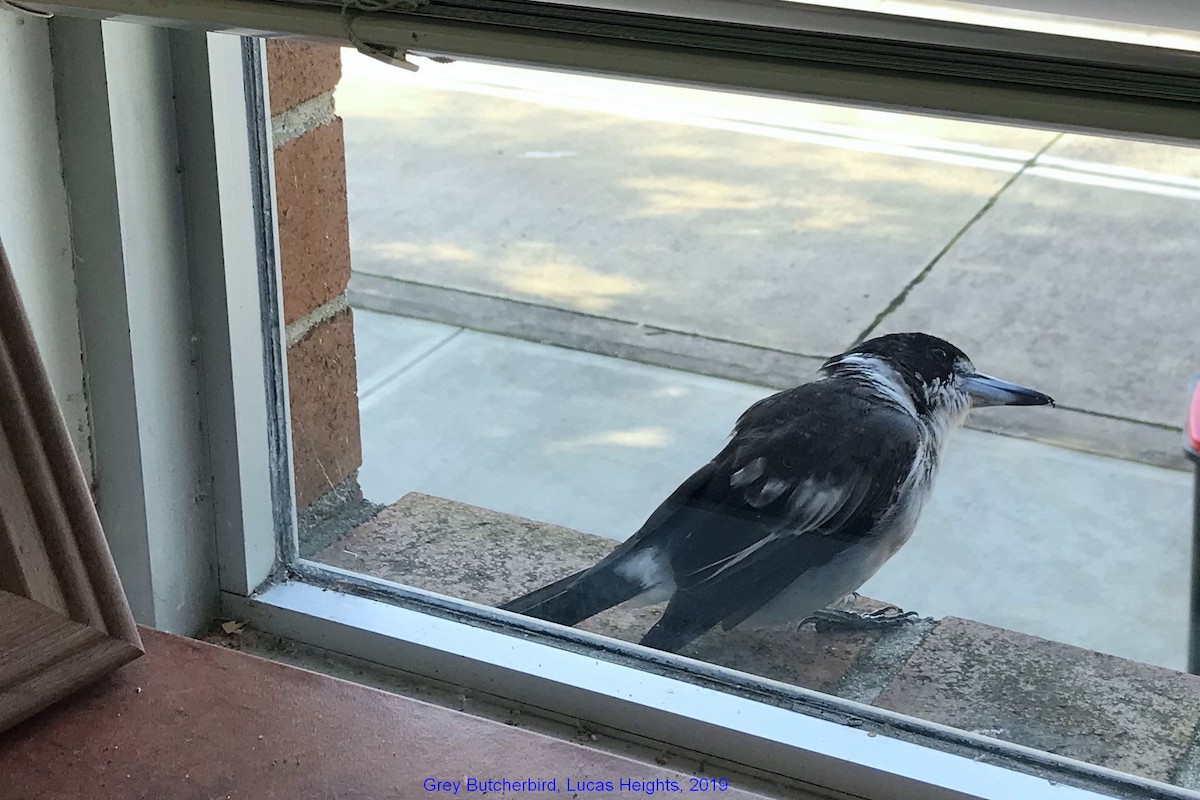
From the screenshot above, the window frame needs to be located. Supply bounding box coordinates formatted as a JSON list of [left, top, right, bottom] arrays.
[[34, 3, 1200, 799], [28, 0, 1200, 142]]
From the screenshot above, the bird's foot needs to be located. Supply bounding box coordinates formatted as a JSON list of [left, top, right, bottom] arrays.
[[800, 605, 920, 633]]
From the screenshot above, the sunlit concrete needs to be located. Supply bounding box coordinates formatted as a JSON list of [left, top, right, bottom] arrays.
[[336, 52, 1048, 356], [1044, 133, 1200, 178]]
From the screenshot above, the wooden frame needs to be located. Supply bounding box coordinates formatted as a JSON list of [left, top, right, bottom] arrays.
[[0, 237, 142, 735]]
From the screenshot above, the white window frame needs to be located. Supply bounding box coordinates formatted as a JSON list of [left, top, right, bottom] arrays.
[[28, 3, 1200, 799]]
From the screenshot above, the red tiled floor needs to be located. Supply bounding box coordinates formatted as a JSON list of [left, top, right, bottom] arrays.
[[0, 628, 775, 800]]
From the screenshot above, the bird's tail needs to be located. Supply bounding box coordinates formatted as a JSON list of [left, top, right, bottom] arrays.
[[500, 560, 644, 627], [637, 603, 710, 653]]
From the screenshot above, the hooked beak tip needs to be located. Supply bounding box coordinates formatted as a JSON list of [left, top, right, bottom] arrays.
[[964, 373, 1054, 409]]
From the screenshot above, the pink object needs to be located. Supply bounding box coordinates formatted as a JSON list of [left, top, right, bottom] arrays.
[[1189, 380, 1200, 456]]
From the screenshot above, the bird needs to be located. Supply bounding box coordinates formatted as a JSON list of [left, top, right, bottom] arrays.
[[500, 332, 1054, 654]]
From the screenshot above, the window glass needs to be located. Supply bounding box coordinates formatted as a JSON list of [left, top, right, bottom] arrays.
[[271, 45, 1200, 791], [540, 0, 1200, 50]]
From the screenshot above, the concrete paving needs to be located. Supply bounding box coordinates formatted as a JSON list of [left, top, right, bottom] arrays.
[[353, 310, 772, 537], [861, 429, 1192, 671], [348, 309, 1194, 670], [334, 51, 1199, 472], [877, 165, 1200, 430], [1046, 133, 1200, 178], [337, 54, 1046, 357]]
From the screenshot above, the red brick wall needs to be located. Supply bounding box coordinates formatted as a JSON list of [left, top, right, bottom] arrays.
[[266, 41, 362, 511], [267, 41, 343, 117]]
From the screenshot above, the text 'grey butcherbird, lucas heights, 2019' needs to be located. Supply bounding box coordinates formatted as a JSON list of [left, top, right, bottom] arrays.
[[500, 332, 1054, 654]]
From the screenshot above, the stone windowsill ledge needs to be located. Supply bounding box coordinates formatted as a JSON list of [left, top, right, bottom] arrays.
[[310, 492, 1200, 792]]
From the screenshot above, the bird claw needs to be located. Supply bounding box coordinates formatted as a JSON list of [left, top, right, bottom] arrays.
[[865, 605, 919, 621], [800, 605, 921, 633]]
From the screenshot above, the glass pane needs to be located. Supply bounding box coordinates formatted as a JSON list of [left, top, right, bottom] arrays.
[[270, 43, 1200, 792], [545, 0, 1200, 50], [808, 0, 1200, 46]]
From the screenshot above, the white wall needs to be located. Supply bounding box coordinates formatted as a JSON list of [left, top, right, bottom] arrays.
[[0, 11, 92, 482]]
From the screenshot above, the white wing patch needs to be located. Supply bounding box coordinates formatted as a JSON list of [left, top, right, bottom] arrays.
[[787, 478, 849, 533], [615, 547, 676, 606], [746, 476, 790, 508], [730, 457, 766, 488], [732, 457, 792, 508], [689, 475, 859, 585], [614, 547, 670, 590]]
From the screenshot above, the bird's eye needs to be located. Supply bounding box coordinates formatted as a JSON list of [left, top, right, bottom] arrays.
[[932, 348, 948, 360]]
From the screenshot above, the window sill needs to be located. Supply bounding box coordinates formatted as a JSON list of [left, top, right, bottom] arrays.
[[288, 491, 1200, 796], [0, 627, 789, 799]]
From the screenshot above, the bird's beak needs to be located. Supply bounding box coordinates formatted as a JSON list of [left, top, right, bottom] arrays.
[[963, 373, 1055, 408]]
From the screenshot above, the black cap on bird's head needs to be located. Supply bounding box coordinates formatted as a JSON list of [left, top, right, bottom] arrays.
[[824, 332, 1054, 416], [844, 332, 969, 385]]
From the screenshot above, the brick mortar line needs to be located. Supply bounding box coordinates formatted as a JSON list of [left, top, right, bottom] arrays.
[[285, 293, 350, 347], [272, 91, 337, 149]]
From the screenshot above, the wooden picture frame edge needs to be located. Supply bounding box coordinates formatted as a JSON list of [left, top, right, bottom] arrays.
[[0, 236, 143, 735]]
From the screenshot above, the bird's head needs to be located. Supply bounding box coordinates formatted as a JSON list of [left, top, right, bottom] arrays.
[[822, 332, 1054, 426]]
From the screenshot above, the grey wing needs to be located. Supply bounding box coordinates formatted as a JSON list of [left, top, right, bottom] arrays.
[[638, 394, 921, 652]]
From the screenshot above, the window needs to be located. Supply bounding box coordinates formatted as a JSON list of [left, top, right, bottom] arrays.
[[23, 2, 1200, 798], [280, 43, 1200, 796]]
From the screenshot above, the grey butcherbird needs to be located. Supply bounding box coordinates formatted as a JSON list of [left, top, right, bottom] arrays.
[[501, 332, 1053, 653]]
